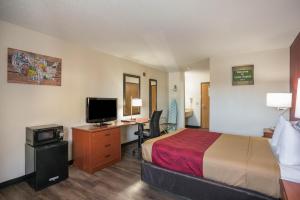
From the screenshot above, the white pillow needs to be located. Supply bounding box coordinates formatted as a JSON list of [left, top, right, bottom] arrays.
[[271, 116, 285, 148], [278, 120, 300, 165]]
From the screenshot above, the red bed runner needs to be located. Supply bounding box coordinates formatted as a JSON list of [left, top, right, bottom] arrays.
[[152, 129, 220, 177]]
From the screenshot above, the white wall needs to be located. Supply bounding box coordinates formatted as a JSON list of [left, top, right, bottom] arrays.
[[185, 59, 210, 127], [210, 48, 290, 136], [168, 72, 185, 128], [0, 21, 168, 183]]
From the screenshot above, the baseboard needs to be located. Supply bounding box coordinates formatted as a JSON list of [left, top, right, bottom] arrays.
[[0, 160, 74, 189], [0, 175, 26, 189], [185, 125, 201, 129]]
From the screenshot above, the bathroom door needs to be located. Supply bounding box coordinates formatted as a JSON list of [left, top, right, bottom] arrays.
[[201, 82, 210, 129]]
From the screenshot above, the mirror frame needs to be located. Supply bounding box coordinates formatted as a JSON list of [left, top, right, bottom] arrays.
[[123, 73, 141, 116]]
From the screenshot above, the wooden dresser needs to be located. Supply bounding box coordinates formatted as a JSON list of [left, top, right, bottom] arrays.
[[72, 125, 121, 174]]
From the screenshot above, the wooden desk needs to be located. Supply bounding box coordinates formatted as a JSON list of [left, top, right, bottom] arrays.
[[280, 179, 300, 200], [72, 119, 148, 173]]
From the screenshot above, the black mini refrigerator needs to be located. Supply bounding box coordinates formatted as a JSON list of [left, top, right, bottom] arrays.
[[25, 141, 68, 190]]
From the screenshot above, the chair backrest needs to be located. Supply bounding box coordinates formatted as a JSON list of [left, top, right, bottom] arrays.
[[149, 110, 163, 138]]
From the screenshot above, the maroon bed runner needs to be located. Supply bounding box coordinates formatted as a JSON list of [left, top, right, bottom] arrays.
[[152, 129, 220, 177]]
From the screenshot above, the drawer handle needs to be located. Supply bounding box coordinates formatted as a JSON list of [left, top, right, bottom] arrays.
[[105, 144, 111, 148], [105, 134, 111, 136], [105, 154, 111, 158]]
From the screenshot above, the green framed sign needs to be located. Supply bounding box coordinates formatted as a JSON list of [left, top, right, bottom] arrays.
[[232, 65, 254, 86]]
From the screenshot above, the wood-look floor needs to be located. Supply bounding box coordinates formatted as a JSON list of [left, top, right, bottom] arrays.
[[0, 143, 186, 200]]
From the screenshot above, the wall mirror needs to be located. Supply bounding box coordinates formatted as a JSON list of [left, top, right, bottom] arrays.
[[123, 73, 141, 116], [149, 79, 158, 117]]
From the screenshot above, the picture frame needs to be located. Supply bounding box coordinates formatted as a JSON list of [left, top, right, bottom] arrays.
[[232, 65, 254, 86], [7, 48, 62, 86]]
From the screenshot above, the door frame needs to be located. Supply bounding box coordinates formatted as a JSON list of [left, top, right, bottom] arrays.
[[200, 82, 210, 128], [149, 79, 158, 118]]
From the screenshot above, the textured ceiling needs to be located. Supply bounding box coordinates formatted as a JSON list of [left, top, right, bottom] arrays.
[[0, 0, 299, 71]]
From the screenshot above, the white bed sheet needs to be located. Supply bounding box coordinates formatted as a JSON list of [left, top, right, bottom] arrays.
[[268, 139, 300, 183]]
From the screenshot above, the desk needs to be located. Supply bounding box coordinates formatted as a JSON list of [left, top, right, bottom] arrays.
[[72, 119, 147, 173], [74, 120, 138, 130]]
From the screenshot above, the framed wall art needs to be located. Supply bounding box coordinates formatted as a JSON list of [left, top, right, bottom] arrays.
[[232, 65, 254, 86], [7, 48, 62, 86]]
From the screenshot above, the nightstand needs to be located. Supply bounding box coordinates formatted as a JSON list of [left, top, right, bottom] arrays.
[[263, 128, 274, 138], [280, 179, 300, 200]]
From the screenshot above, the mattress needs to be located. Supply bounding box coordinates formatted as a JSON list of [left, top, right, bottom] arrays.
[[142, 129, 280, 198]]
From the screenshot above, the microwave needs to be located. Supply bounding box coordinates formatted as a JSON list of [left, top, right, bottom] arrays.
[[26, 124, 63, 147]]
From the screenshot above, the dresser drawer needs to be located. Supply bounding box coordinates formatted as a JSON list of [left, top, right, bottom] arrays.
[[93, 152, 114, 167], [91, 128, 120, 168], [92, 145, 119, 166], [93, 140, 119, 160], [101, 128, 120, 144], [92, 129, 119, 148]]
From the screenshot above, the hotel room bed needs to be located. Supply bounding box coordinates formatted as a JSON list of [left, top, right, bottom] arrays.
[[141, 128, 280, 200]]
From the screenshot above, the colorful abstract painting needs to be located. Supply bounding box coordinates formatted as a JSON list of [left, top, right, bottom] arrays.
[[7, 48, 62, 86]]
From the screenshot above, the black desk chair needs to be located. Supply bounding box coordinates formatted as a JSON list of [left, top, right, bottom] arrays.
[[133, 110, 163, 157]]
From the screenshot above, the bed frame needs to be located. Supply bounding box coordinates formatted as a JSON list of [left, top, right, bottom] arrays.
[[141, 161, 278, 200]]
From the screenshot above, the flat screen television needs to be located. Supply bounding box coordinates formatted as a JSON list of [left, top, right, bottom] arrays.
[[86, 98, 117, 124]]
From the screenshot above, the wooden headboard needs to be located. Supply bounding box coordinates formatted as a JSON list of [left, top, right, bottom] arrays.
[[290, 33, 300, 121]]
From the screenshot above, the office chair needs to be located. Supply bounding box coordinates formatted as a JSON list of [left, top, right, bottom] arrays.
[[132, 110, 163, 157]]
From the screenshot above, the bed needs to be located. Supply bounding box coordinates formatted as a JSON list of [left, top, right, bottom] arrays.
[[141, 128, 280, 200]]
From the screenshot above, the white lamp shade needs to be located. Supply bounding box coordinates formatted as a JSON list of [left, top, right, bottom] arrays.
[[295, 79, 300, 118], [131, 98, 142, 107], [266, 93, 292, 108]]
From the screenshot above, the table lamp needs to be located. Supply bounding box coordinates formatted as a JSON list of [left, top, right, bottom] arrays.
[[266, 93, 292, 114], [131, 98, 142, 120], [266, 93, 292, 130]]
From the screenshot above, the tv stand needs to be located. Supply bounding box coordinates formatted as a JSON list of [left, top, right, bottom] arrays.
[[72, 119, 148, 174], [72, 125, 121, 174]]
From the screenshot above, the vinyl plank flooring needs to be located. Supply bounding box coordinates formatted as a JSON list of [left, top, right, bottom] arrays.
[[0, 143, 186, 200]]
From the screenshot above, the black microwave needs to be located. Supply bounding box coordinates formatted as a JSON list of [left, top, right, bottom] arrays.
[[26, 124, 63, 147]]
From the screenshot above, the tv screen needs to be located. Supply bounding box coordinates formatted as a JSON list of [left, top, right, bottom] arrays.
[[86, 98, 117, 123]]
